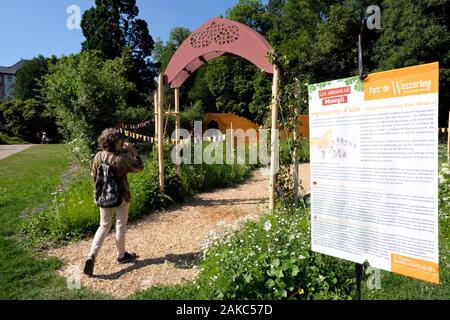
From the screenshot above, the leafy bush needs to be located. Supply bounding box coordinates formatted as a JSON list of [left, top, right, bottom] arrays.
[[439, 162, 450, 222], [21, 172, 99, 242], [195, 207, 356, 300], [0, 99, 59, 143], [171, 140, 254, 195], [0, 132, 29, 145], [280, 138, 310, 165], [127, 151, 179, 221], [42, 50, 146, 163]]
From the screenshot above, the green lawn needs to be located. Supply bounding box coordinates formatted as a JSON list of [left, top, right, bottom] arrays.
[[0, 145, 109, 299]]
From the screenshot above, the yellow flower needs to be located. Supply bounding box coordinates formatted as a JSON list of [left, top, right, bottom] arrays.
[[298, 288, 304, 295]]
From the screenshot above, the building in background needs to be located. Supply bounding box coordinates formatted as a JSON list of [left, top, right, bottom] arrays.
[[0, 60, 25, 102]]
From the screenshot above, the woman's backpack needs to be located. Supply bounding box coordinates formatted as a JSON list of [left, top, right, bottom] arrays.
[[94, 152, 122, 208]]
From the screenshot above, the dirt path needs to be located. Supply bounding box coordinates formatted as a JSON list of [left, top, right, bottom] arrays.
[[0, 144, 33, 161], [47, 165, 311, 298]]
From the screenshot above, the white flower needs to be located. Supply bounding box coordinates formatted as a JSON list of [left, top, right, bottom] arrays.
[[264, 221, 272, 232]]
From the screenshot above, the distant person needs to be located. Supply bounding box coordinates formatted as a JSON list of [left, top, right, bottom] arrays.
[[83, 128, 144, 277], [41, 131, 47, 144]]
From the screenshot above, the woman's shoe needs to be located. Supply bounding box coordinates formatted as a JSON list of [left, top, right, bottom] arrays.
[[83, 257, 95, 277], [117, 252, 137, 264]]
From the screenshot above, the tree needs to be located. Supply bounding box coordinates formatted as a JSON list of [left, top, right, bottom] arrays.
[[153, 27, 192, 72], [42, 50, 136, 162], [0, 99, 59, 143], [225, 0, 270, 33], [372, 0, 450, 126], [81, 0, 158, 95], [14, 55, 50, 101]]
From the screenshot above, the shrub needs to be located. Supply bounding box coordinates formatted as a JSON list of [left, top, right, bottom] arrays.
[[21, 172, 99, 243], [196, 207, 356, 300], [0, 99, 59, 143], [42, 50, 149, 163], [439, 162, 450, 221], [280, 138, 310, 165]]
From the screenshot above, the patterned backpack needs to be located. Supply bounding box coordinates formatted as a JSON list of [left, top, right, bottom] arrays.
[[94, 152, 122, 208]]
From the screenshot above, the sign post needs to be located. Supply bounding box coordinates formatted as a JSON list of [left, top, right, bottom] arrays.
[[308, 63, 440, 292]]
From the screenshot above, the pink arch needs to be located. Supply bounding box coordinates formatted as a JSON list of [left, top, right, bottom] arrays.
[[163, 17, 274, 88]]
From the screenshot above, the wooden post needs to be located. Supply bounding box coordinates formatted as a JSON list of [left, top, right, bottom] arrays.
[[158, 74, 165, 192], [293, 112, 300, 207], [154, 92, 158, 141], [175, 88, 181, 177], [269, 65, 280, 210]]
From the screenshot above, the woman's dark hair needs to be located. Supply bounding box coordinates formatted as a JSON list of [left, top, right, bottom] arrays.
[[98, 128, 122, 152]]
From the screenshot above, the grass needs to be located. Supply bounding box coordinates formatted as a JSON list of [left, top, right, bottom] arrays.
[[0, 145, 109, 299], [0, 145, 70, 235], [131, 283, 203, 300]]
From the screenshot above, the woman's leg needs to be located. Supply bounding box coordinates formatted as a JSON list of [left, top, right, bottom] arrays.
[[88, 207, 113, 259], [115, 199, 130, 259]]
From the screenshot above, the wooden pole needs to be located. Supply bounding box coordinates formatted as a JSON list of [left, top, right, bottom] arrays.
[[293, 112, 300, 207], [154, 92, 158, 141], [269, 65, 280, 210], [158, 74, 165, 192], [175, 88, 181, 177]]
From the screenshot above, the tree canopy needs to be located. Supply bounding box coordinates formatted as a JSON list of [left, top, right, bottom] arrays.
[[14, 55, 53, 101], [153, 0, 450, 126], [81, 0, 158, 96]]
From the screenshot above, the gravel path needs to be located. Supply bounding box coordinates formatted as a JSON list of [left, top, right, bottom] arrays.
[[0, 144, 33, 161], [47, 170, 269, 298], [46, 165, 311, 298]]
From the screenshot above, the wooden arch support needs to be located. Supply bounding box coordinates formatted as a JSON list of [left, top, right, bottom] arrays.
[[157, 17, 282, 210]]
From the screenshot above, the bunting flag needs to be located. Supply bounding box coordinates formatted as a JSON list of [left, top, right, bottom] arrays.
[[118, 120, 154, 130], [119, 128, 155, 143]]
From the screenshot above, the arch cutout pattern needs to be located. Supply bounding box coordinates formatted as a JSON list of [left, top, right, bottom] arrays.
[[164, 17, 274, 88]]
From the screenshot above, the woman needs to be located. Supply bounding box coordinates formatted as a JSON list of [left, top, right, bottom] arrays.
[[84, 128, 144, 277]]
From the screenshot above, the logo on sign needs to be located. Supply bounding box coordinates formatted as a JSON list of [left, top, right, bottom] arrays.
[[319, 86, 351, 106]]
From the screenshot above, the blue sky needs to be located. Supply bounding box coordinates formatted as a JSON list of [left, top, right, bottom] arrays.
[[0, 0, 267, 67]]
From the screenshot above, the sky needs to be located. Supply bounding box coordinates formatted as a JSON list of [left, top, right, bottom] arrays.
[[0, 0, 267, 67]]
